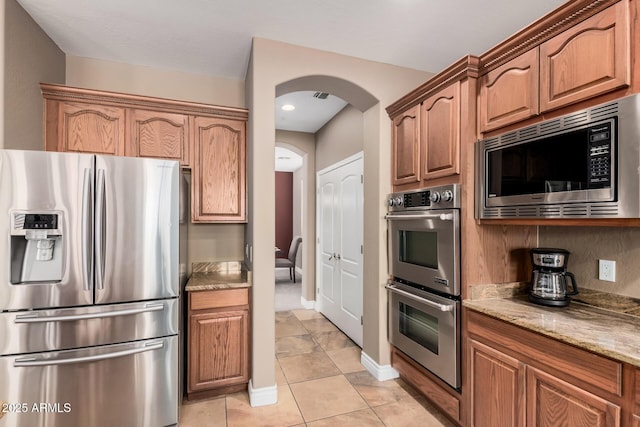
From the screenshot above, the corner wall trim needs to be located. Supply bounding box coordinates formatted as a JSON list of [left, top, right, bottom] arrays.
[[248, 380, 278, 407], [300, 296, 315, 310], [361, 351, 399, 381]]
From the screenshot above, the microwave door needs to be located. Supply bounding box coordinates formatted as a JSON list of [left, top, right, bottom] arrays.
[[0, 150, 95, 311]]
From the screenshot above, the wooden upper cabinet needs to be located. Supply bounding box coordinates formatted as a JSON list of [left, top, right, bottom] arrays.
[[192, 116, 246, 223], [391, 104, 420, 186], [540, 1, 630, 113], [478, 48, 539, 133], [127, 109, 190, 167], [421, 83, 460, 180], [55, 102, 126, 155]]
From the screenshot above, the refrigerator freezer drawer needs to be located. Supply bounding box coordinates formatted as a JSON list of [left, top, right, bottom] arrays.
[[0, 299, 178, 355], [0, 335, 178, 427]]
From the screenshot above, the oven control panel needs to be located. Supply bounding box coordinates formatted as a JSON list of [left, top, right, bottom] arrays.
[[388, 184, 459, 211]]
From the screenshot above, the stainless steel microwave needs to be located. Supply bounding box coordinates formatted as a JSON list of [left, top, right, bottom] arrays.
[[476, 94, 640, 219]]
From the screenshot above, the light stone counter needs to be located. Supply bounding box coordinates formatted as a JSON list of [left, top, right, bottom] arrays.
[[464, 286, 640, 367], [185, 261, 251, 292]]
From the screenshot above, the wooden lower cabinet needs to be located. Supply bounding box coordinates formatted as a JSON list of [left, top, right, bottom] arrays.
[[527, 367, 620, 427], [187, 288, 250, 399], [468, 339, 525, 427], [466, 309, 626, 427]]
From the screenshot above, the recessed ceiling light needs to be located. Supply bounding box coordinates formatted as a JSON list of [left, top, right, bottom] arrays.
[[281, 104, 295, 111]]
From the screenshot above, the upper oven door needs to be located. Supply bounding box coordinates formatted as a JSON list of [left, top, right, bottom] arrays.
[[387, 209, 460, 296]]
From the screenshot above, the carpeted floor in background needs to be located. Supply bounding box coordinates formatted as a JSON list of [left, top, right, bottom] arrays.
[[275, 267, 304, 312]]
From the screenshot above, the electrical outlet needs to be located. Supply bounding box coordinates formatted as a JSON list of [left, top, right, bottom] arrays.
[[598, 259, 616, 282]]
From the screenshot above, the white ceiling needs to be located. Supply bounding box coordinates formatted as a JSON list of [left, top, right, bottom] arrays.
[[275, 91, 348, 133], [275, 147, 303, 172], [17, 0, 567, 132]]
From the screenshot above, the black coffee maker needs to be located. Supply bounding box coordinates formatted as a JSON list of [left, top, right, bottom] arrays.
[[529, 248, 579, 307]]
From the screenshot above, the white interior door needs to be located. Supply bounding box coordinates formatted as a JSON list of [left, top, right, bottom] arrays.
[[316, 154, 363, 346]]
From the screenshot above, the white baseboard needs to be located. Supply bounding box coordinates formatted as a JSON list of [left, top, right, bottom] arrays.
[[361, 351, 399, 381], [300, 296, 315, 309], [248, 380, 278, 407], [295, 266, 302, 275]]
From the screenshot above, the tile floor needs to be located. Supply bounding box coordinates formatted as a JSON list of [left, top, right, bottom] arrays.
[[180, 309, 455, 427]]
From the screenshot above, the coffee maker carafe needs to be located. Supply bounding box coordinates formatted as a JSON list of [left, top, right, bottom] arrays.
[[529, 248, 578, 307]]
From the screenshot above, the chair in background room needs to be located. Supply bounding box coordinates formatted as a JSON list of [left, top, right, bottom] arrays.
[[276, 236, 302, 283]]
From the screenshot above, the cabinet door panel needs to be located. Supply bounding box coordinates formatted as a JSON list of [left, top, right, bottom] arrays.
[[129, 110, 189, 166], [540, 2, 629, 112], [188, 309, 249, 392], [421, 83, 460, 181], [192, 117, 246, 222], [479, 48, 539, 133], [59, 102, 125, 155], [469, 339, 526, 427], [527, 366, 621, 427], [392, 105, 420, 185]]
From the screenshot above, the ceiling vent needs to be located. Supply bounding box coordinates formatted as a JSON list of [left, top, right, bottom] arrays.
[[313, 92, 329, 100]]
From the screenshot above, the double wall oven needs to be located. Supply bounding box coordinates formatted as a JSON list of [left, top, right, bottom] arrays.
[[386, 184, 461, 390]]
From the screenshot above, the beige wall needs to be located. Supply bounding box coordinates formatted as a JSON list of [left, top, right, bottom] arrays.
[[315, 104, 363, 171], [66, 56, 245, 108], [3, 0, 64, 150], [539, 227, 640, 298], [275, 130, 316, 303], [247, 37, 431, 391], [66, 56, 247, 270]]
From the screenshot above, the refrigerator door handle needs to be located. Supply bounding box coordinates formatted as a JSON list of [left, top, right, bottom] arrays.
[[13, 341, 164, 367], [82, 168, 94, 291], [14, 303, 165, 323], [95, 169, 106, 290]]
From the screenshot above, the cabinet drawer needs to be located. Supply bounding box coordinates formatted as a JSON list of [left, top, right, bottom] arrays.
[[190, 288, 249, 310], [467, 309, 622, 397]]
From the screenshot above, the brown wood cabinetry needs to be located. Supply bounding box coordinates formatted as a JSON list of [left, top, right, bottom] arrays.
[[478, 0, 631, 134], [388, 56, 479, 190], [478, 48, 539, 133], [421, 83, 460, 180], [51, 101, 126, 155], [539, 1, 629, 113], [527, 366, 620, 427], [468, 339, 525, 427], [41, 83, 248, 223], [191, 116, 246, 222], [466, 309, 626, 427], [391, 104, 420, 186], [127, 109, 190, 166], [187, 288, 250, 399]]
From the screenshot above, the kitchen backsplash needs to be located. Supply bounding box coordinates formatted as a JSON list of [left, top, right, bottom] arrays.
[[539, 226, 640, 299]]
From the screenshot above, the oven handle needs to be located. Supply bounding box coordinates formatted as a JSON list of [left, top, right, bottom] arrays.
[[385, 283, 454, 312], [385, 213, 454, 221]]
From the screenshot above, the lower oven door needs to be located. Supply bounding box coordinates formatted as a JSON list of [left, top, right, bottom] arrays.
[[387, 281, 460, 389]]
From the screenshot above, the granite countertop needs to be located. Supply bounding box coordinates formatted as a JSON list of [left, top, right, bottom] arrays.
[[464, 286, 640, 367], [185, 261, 251, 292]]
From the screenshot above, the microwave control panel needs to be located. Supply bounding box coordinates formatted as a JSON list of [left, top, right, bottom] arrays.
[[588, 122, 612, 188]]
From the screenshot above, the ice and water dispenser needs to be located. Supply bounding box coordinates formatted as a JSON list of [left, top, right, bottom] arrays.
[[10, 211, 63, 284]]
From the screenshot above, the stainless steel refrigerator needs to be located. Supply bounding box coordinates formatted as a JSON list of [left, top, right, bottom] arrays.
[[0, 149, 179, 427]]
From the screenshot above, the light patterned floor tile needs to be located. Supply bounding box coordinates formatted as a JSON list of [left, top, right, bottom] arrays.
[[226, 386, 304, 427], [278, 351, 341, 383], [345, 371, 414, 407], [292, 309, 325, 321], [371, 395, 456, 427], [325, 346, 365, 374], [179, 397, 227, 427], [312, 330, 356, 351], [289, 375, 368, 422], [301, 317, 339, 333], [306, 408, 384, 426], [275, 334, 321, 358]]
